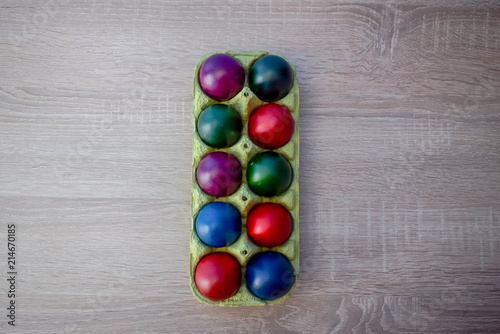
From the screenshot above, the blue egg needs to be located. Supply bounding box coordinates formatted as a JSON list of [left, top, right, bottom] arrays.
[[246, 251, 295, 300], [195, 202, 241, 248]]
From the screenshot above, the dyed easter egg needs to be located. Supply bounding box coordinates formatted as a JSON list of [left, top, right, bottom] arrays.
[[249, 55, 294, 102], [196, 202, 241, 248], [197, 152, 242, 197], [195, 252, 241, 301], [197, 104, 242, 148], [247, 203, 292, 248], [199, 54, 245, 101], [246, 152, 293, 197], [248, 103, 294, 149], [246, 251, 295, 300]]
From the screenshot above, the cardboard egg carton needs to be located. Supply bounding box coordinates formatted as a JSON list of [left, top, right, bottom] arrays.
[[190, 51, 299, 306]]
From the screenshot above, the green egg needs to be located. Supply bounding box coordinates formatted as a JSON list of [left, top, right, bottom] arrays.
[[197, 104, 242, 148], [247, 151, 293, 197]]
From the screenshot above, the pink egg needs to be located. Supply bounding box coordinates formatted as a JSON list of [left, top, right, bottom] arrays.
[[199, 54, 245, 101]]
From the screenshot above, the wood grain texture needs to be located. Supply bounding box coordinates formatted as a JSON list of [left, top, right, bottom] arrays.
[[1, 1, 499, 333]]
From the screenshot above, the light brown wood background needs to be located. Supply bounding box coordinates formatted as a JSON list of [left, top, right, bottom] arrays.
[[1, 1, 499, 333]]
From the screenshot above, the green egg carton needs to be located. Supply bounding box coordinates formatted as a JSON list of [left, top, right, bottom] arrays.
[[190, 51, 299, 306]]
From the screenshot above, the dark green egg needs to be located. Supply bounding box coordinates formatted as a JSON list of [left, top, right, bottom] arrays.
[[247, 152, 293, 197], [248, 55, 294, 102], [197, 104, 242, 148]]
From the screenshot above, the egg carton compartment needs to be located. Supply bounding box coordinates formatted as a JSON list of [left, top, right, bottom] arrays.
[[190, 51, 299, 306]]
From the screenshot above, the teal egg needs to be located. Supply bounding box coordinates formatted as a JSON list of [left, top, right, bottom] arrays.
[[197, 104, 242, 148], [248, 55, 294, 102]]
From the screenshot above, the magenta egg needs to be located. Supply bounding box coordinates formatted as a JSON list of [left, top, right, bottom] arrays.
[[199, 54, 245, 101], [196, 152, 242, 197]]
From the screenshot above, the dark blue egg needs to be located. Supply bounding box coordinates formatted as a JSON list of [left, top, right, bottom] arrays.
[[246, 251, 295, 300], [195, 202, 241, 248], [248, 55, 294, 102]]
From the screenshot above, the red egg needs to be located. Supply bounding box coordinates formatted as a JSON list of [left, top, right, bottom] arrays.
[[248, 104, 295, 149], [247, 203, 292, 248], [194, 252, 241, 301]]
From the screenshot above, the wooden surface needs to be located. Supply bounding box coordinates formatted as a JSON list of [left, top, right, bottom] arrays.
[[1, 1, 500, 333]]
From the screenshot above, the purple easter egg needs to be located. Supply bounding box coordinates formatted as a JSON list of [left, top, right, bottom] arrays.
[[199, 54, 245, 101], [196, 152, 242, 197]]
